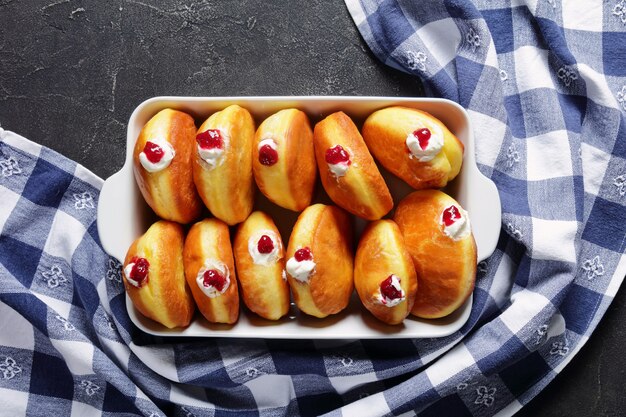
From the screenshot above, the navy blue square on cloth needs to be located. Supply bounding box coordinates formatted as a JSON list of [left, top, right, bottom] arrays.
[[29, 351, 74, 399], [490, 170, 531, 216], [483, 8, 514, 54], [602, 32, 626, 76], [21, 158, 75, 209], [366, 0, 415, 57], [420, 393, 473, 417], [559, 284, 603, 334], [102, 382, 142, 413], [557, 93, 586, 134], [499, 351, 551, 397], [267, 340, 326, 376], [296, 392, 343, 417], [0, 235, 42, 288], [361, 339, 420, 372], [503, 94, 526, 138], [582, 197, 626, 252]]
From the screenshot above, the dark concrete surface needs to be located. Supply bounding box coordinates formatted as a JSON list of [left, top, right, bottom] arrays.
[[0, 1, 623, 416]]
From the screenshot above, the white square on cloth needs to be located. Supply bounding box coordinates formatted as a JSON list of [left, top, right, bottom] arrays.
[[415, 18, 461, 68], [330, 372, 378, 395], [469, 109, 508, 169], [70, 401, 101, 417], [561, 0, 603, 32], [577, 63, 620, 109], [514, 46, 555, 94], [500, 289, 552, 335], [425, 343, 475, 387], [581, 142, 611, 197], [531, 218, 578, 263], [0, 388, 29, 416], [0, 299, 35, 350], [339, 392, 392, 417], [246, 374, 295, 410], [43, 210, 87, 264], [49, 339, 94, 376], [169, 384, 209, 408], [526, 130, 573, 181], [0, 187, 20, 234]]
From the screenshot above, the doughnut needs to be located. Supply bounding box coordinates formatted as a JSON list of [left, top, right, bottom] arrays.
[[182, 218, 239, 324], [285, 204, 353, 318], [362, 106, 464, 189], [354, 220, 418, 324], [313, 111, 393, 221], [133, 108, 203, 223], [122, 220, 195, 329], [393, 190, 476, 318], [193, 105, 255, 225], [252, 109, 317, 211], [233, 211, 290, 320]]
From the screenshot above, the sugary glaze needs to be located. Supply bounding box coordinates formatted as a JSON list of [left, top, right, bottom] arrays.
[[133, 108, 203, 223], [183, 218, 240, 324], [253, 109, 317, 212], [354, 220, 418, 325], [123, 220, 195, 329], [313, 111, 393, 221], [362, 106, 464, 189], [233, 211, 290, 320], [285, 204, 354, 318], [393, 190, 477, 318], [193, 105, 255, 225]]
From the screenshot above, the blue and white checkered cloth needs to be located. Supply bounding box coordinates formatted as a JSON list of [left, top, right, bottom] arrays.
[[1, 0, 626, 414]]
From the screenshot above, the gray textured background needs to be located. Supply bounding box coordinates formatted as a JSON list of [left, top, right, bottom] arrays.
[[0, 0, 624, 415]]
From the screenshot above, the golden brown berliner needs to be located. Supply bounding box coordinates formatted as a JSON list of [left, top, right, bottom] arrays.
[[193, 105, 255, 225], [233, 211, 290, 320], [122, 220, 195, 329], [133, 108, 203, 223], [252, 109, 317, 212], [393, 190, 476, 318], [285, 204, 354, 318], [362, 106, 464, 190], [313, 111, 393, 221], [354, 220, 418, 324], [183, 218, 239, 324]]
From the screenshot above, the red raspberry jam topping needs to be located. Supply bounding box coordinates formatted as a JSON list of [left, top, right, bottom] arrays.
[[325, 145, 351, 165], [257, 234, 275, 254], [129, 257, 150, 286], [202, 269, 227, 292], [196, 129, 223, 150], [380, 275, 402, 301], [413, 128, 431, 150], [442, 205, 462, 227], [294, 247, 313, 262], [259, 144, 279, 166], [143, 141, 164, 163]]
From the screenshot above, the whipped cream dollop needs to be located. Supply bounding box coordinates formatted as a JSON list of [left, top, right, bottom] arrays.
[[258, 138, 277, 152], [248, 231, 282, 266], [440, 205, 471, 240], [377, 274, 406, 307], [196, 259, 230, 298], [286, 250, 316, 283], [328, 162, 350, 178], [123, 262, 142, 288], [198, 146, 224, 168], [139, 137, 175, 172], [405, 124, 444, 162], [325, 145, 351, 179], [197, 129, 228, 169]]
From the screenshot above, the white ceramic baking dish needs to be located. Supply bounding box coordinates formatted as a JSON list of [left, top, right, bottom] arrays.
[[97, 96, 501, 339]]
